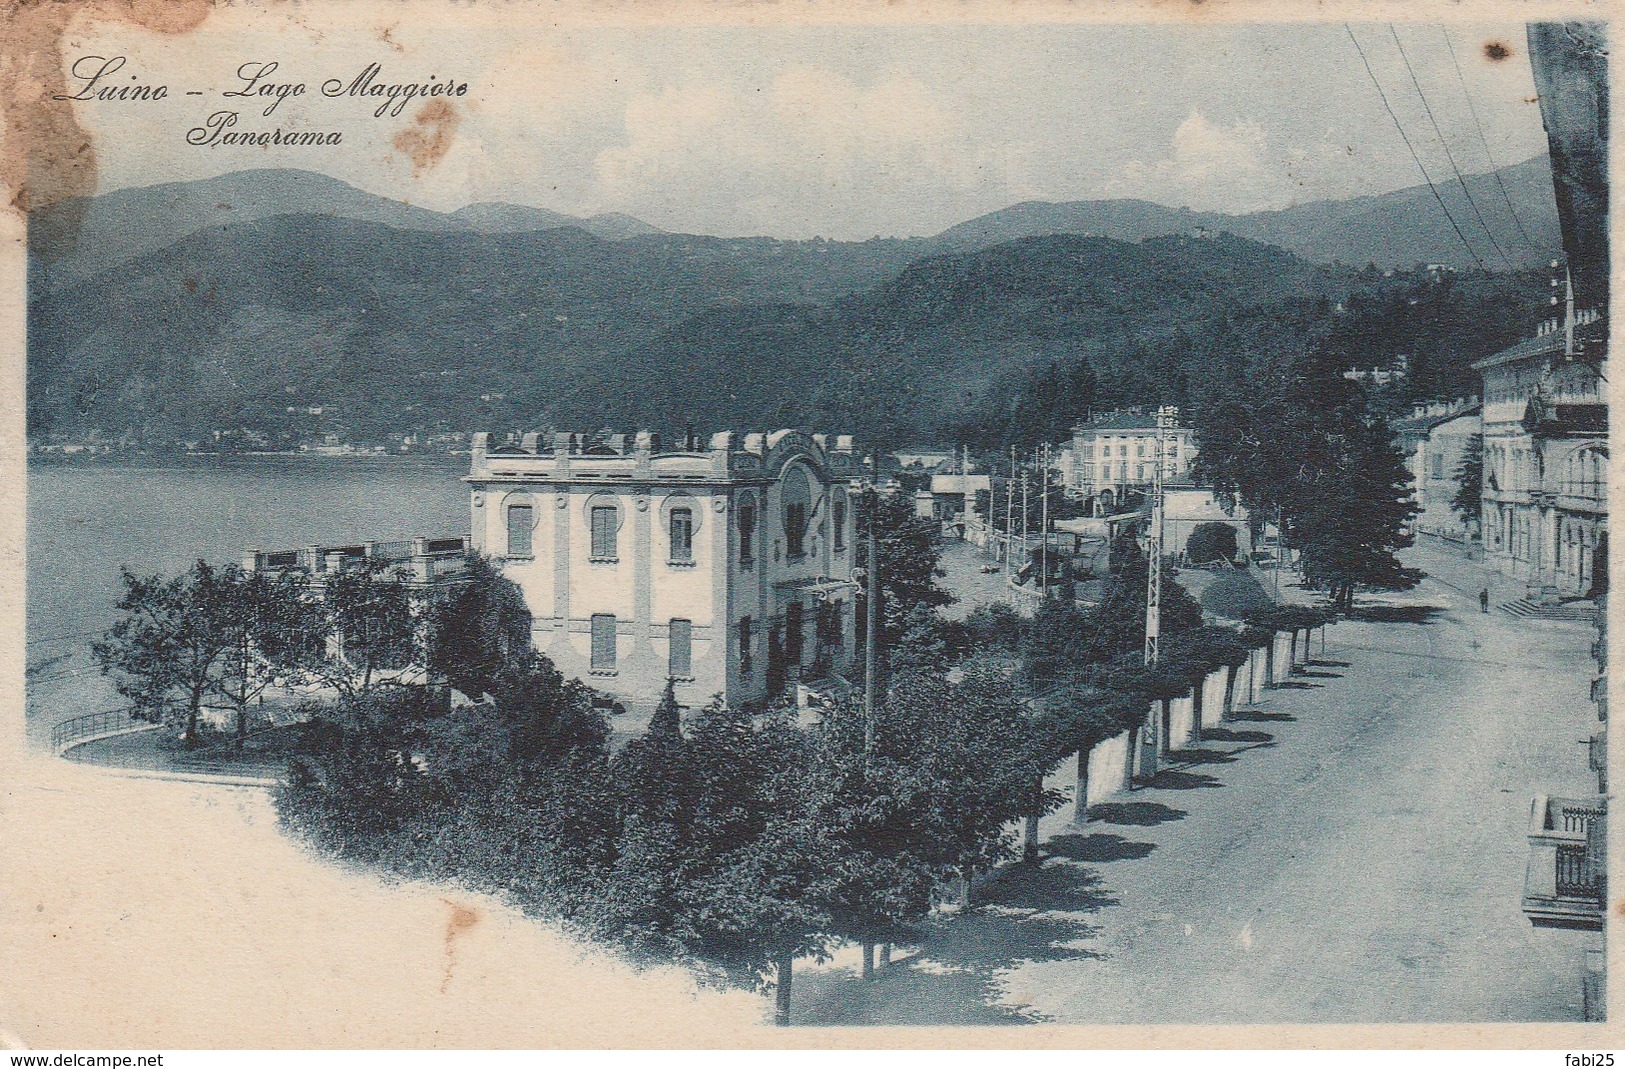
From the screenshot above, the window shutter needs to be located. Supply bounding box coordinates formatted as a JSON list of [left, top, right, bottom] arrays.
[[591, 506, 617, 559], [591, 615, 616, 669], [669, 619, 692, 678], [671, 508, 693, 561], [507, 504, 533, 557]]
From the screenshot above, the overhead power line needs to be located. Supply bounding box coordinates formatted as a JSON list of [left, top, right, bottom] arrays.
[[1388, 24, 1516, 271], [1439, 26, 1543, 254], [1344, 23, 1488, 273]]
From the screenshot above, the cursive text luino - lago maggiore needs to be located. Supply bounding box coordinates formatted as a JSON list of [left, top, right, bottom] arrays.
[[52, 57, 471, 148]]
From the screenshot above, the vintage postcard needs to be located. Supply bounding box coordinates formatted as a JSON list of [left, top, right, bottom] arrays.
[[0, 0, 1617, 1051]]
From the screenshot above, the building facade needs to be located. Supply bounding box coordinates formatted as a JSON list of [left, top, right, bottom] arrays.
[[1393, 400, 1483, 545], [1057, 411, 1197, 515], [1476, 313, 1608, 599], [467, 429, 859, 715]]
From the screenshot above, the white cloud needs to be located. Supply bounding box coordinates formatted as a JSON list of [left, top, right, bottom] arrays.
[[1105, 110, 1356, 215], [591, 65, 1023, 237]]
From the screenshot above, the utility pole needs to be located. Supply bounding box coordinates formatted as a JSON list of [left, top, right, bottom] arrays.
[[1145, 406, 1176, 666], [1040, 443, 1050, 599], [863, 450, 879, 773], [1273, 504, 1283, 602], [1006, 446, 1016, 564], [1021, 454, 1030, 580]]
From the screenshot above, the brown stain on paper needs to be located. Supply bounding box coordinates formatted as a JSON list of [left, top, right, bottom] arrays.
[[1, 0, 212, 253], [440, 898, 481, 993], [393, 98, 460, 177], [1483, 41, 1512, 62]]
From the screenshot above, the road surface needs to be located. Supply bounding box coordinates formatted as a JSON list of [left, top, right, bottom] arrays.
[[798, 538, 1600, 1025]]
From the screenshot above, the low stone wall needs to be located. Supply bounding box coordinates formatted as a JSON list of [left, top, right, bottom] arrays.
[[1248, 646, 1268, 701], [1084, 729, 1133, 808], [1271, 632, 1294, 684], [1168, 691, 1198, 751], [1200, 667, 1230, 731]]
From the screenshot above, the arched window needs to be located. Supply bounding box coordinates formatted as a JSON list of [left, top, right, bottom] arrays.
[[670, 508, 694, 563], [737, 493, 758, 566], [782, 465, 812, 560]]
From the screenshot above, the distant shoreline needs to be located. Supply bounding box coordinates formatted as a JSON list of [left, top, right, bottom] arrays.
[[27, 450, 471, 467]]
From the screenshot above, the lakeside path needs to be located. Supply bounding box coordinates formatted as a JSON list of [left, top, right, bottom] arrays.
[[798, 539, 1598, 1024]]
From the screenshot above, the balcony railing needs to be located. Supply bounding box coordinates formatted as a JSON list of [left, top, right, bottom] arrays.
[[245, 536, 470, 586], [1523, 794, 1606, 931]]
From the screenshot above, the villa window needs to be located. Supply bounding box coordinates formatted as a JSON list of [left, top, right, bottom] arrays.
[[507, 503, 533, 558], [670, 507, 694, 563], [590, 505, 618, 560], [739, 615, 753, 674], [591, 614, 617, 672], [669, 618, 692, 679], [833, 493, 847, 551], [786, 601, 804, 663], [738, 502, 757, 565], [785, 502, 807, 559]]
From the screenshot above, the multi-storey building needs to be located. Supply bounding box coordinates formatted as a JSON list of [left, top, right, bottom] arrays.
[[1057, 411, 1197, 515], [1475, 310, 1608, 599], [1393, 399, 1482, 545], [466, 429, 859, 716]]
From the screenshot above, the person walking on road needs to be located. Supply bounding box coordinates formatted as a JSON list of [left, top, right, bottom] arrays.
[[1480, 587, 1490, 613]]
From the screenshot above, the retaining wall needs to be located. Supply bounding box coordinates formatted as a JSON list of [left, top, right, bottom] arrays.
[[1085, 729, 1134, 807], [1168, 691, 1198, 751], [1271, 632, 1293, 684], [1249, 646, 1268, 700], [1200, 667, 1229, 731]]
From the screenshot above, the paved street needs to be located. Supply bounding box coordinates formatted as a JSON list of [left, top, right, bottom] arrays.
[[799, 538, 1599, 1024]]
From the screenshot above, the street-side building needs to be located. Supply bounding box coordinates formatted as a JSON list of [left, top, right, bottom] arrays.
[[466, 429, 860, 716], [1057, 411, 1197, 515], [1474, 311, 1608, 599], [1164, 488, 1254, 562], [926, 472, 992, 532], [1392, 399, 1482, 545]]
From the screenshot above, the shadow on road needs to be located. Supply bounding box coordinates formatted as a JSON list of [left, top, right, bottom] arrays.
[[796, 862, 1113, 1025], [1347, 605, 1446, 624], [1201, 727, 1274, 744], [1164, 746, 1240, 765], [1306, 658, 1352, 668], [1229, 710, 1297, 723], [1142, 768, 1223, 790], [1086, 801, 1187, 826], [1045, 831, 1156, 862], [1272, 680, 1322, 690], [1295, 668, 1343, 679]]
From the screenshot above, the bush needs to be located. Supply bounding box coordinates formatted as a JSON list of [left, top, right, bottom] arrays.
[[1186, 522, 1239, 565]]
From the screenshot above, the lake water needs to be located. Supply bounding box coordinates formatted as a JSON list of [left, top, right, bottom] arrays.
[[26, 456, 470, 745]]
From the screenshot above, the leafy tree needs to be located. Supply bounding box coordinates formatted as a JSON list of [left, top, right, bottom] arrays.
[[212, 567, 321, 751], [1295, 414, 1423, 611], [855, 489, 954, 657], [1081, 537, 1204, 666], [277, 687, 439, 857], [304, 561, 422, 699], [1185, 522, 1239, 565], [427, 554, 533, 699], [93, 560, 281, 748], [800, 691, 942, 975], [1451, 433, 1484, 532], [888, 604, 951, 675], [877, 665, 1063, 905]]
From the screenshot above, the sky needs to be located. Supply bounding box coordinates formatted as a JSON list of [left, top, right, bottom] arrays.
[[62, 8, 1551, 240]]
